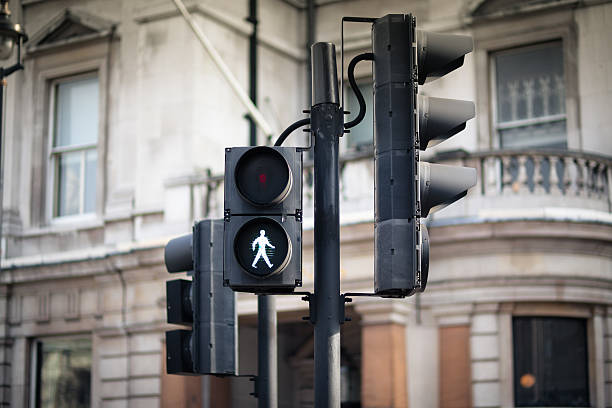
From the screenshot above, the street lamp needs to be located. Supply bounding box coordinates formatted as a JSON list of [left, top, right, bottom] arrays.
[[0, 0, 26, 260], [0, 0, 26, 69]]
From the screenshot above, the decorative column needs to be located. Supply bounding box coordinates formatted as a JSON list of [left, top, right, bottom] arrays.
[[0, 286, 11, 407], [592, 306, 606, 408], [604, 306, 612, 406], [470, 303, 502, 408]]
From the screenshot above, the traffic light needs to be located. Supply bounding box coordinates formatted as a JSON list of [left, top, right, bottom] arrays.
[[372, 14, 477, 297], [224, 146, 302, 293], [164, 219, 237, 375]]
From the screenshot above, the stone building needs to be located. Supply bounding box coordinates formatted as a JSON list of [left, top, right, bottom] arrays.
[[1, 0, 611, 407]]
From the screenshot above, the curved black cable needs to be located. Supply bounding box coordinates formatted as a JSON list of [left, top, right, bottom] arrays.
[[274, 52, 373, 146], [274, 117, 310, 146], [344, 52, 374, 129]]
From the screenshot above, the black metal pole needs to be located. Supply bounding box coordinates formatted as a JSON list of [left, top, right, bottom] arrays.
[[257, 294, 277, 408], [248, 2, 277, 407], [0, 78, 4, 262], [247, 0, 258, 147], [311, 42, 343, 408], [306, 0, 315, 107]]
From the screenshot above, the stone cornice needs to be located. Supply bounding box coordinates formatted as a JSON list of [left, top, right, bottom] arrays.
[[0, 245, 165, 285]]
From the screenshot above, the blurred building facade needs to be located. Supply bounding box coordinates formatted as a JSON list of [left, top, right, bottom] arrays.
[[1, 0, 611, 407]]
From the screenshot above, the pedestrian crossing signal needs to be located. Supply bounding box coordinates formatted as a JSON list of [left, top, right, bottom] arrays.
[[223, 146, 302, 293], [234, 217, 291, 278]]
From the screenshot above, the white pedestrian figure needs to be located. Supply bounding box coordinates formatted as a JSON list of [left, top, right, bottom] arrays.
[[251, 230, 275, 269]]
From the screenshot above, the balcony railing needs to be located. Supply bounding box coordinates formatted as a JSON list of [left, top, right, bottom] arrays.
[[471, 150, 610, 199], [459, 149, 612, 217], [165, 148, 611, 230]]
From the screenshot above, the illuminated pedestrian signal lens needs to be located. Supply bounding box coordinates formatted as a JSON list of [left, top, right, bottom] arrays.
[[233, 217, 292, 278], [235, 147, 292, 206]]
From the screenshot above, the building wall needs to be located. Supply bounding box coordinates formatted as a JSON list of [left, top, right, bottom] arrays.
[[576, 2, 612, 154], [1, 0, 611, 407]]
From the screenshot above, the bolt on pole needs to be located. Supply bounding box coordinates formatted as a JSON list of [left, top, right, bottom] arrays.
[[311, 42, 343, 408]]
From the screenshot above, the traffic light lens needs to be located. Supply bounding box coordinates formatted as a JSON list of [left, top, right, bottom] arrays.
[[235, 147, 292, 206], [233, 217, 292, 278]]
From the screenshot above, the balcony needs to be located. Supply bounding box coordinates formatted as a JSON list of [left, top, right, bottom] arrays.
[[431, 149, 611, 224], [164, 148, 611, 232]]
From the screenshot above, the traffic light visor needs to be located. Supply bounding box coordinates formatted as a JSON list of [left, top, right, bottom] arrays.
[[420, 162, 477, 217], [235, 147, 292, 206], [165, 234, 193, 273], [418, 96, 475, 150], [166, 330, 195, 375], [417, 30, 473, 84]]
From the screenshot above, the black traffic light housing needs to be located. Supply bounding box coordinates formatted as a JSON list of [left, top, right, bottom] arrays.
[[224, 146, 302, 293], [372, 14, 476, 297], [164, 219, 237, 376], [224, 146, 302, 215]]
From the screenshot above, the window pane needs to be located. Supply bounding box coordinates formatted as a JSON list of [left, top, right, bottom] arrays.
[[54, 77, 99, 147], [38, 338, 91, 408], [56, 152, 81, 217], [84, 150, 97, 213], [496, 42, 564, 122], [346, 82, 373, 148], [513, 317, 589, 407], [495, 42, 566, 148]]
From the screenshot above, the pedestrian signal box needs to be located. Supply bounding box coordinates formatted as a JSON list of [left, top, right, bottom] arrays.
[[224, 146, 302, 293]]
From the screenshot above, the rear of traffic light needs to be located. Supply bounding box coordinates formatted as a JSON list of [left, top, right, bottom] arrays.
[[224, 146, 302, 293], [164, 220, 237, 376], [372, 14, 477, 297]]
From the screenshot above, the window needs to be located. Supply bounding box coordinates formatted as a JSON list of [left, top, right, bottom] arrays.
[[493, 41, 567, 149], [344, 82, 373, 148], [32, 337, 92, 408], [513, 317, 589, 407], [51, 75, 99, 218]]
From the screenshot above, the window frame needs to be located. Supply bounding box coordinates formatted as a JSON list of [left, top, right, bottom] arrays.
[[37, 57, 108, 227], [48, 72, 100, 220], [490, 40, 568, 149], [472, 10, 580, 151]]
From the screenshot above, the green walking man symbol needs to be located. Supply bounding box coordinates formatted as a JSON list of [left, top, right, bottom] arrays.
[[251, 230, 275, 269]]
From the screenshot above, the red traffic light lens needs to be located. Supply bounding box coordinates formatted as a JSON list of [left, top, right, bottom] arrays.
[[235, 147, 292, 206]]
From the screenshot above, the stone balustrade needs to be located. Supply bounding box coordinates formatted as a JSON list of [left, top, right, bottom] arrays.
[[472, 149, 611, 206], [452, 149, 612, 219], [172, 148, 611, 227]]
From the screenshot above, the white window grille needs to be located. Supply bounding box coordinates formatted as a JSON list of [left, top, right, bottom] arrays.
[[493, 41, 567, 149]]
